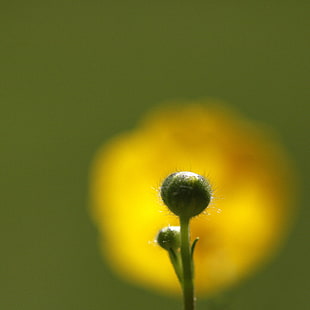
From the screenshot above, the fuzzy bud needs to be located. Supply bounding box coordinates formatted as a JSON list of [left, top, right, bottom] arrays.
[[160, 171, 212, 218], [156, 226, 181, 251]]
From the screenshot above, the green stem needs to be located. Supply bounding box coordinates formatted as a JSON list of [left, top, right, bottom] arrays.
[[180, 216, 195, 310], [168, 249, 182, 283]]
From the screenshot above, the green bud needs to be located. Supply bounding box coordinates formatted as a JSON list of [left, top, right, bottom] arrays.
[[160, 171, 212, 218], [156, 226, 181, 251]]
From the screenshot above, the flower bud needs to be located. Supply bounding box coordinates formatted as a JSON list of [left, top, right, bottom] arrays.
[[156, 226, 181, 251], [160, 171, 212, 218]]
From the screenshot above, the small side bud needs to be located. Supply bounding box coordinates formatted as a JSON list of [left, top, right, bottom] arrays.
[[160, 171, 212, 218], [156, 226, 181, 251]]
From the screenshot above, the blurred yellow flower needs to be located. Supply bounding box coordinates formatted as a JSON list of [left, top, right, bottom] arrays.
[[90, 100, 296, 296]]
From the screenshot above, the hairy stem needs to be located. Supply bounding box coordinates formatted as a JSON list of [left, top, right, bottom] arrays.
[[180, 216, 195, 310]]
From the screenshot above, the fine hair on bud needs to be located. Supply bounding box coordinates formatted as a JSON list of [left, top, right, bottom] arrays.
[[160, 171, 212, 218], [156, 226, 181, 251]]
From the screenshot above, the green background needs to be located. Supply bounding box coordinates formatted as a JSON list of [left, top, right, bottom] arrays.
[[1, 1, 309, 309]]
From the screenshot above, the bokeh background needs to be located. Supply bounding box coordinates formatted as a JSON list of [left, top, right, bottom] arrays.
[[1, 1, 309, 309]]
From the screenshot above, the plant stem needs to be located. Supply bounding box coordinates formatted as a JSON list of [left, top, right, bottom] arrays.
[[180, 216, 195, 310], [168, 249, 182, 283]]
